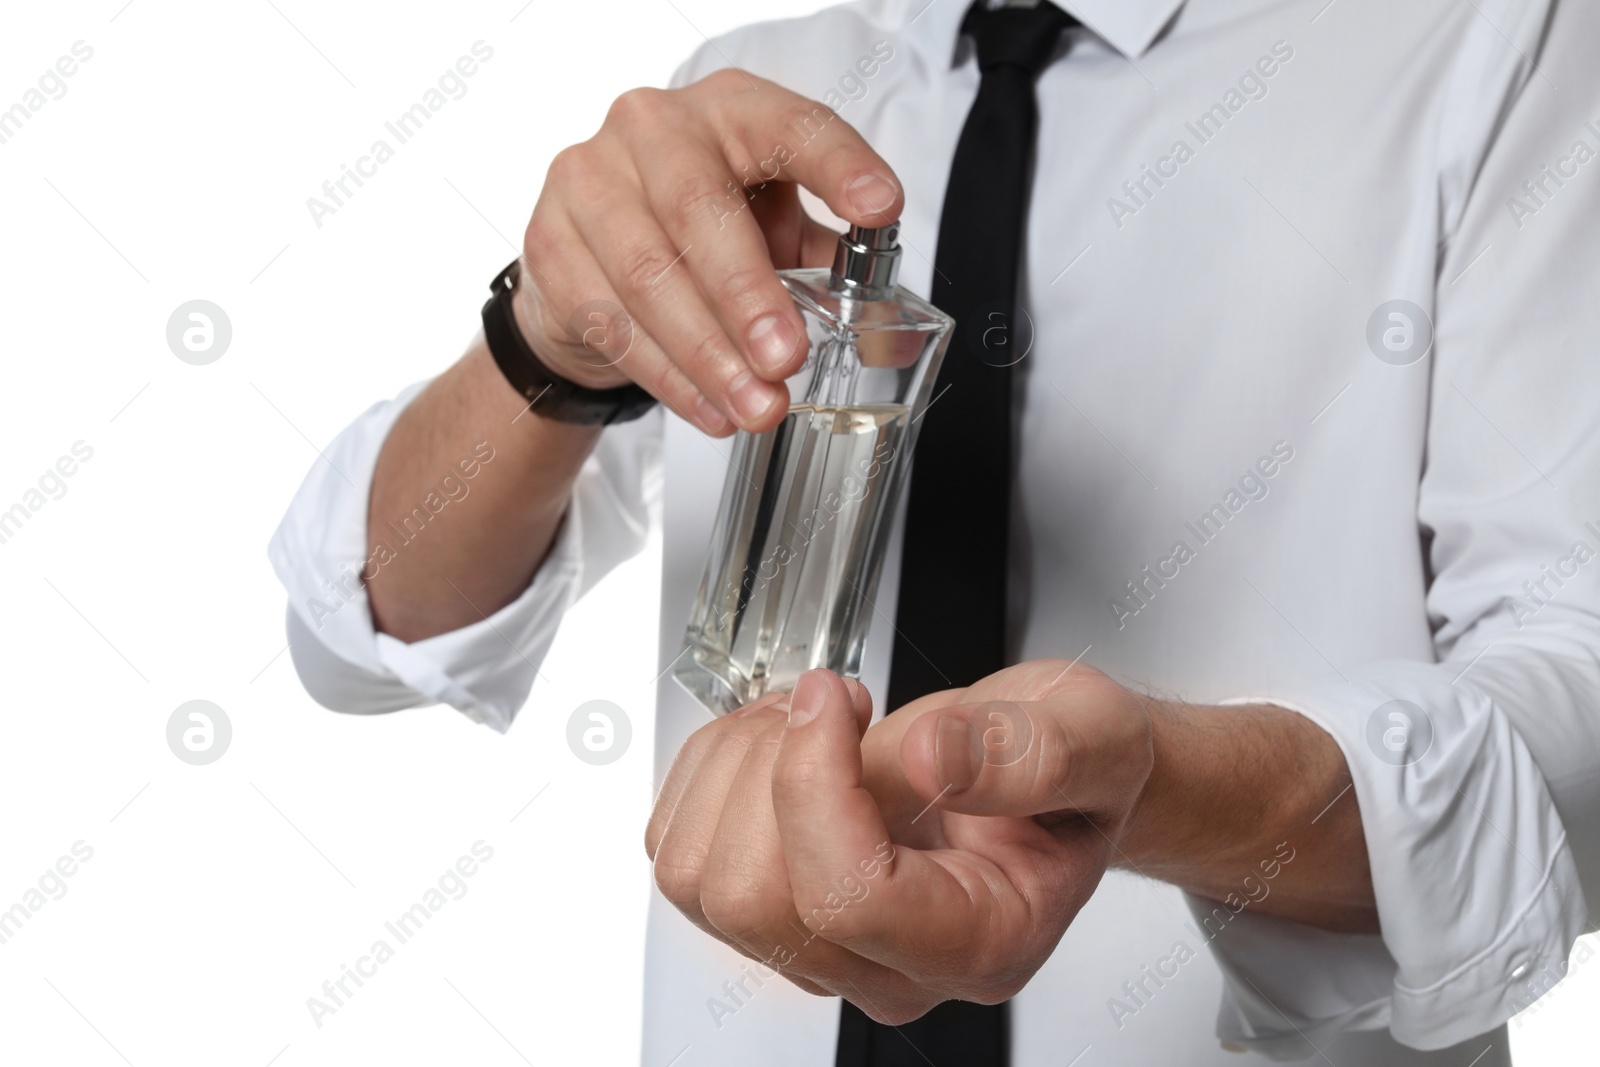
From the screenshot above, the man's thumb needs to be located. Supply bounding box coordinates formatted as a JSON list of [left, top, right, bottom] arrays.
[[898, 697, 1147, 819]]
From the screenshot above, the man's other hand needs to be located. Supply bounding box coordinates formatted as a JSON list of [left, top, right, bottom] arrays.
[[643, 662, 1154, 1023]]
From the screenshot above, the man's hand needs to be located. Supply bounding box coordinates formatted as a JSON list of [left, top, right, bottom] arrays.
[[644, 662, 1155, 1023], [645, 657, 1378, 1021], [517, 69, 904, 435], [366, 72, 903, 640]]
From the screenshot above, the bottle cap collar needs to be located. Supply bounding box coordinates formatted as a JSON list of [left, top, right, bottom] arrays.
[[830, 223, 902, 299]]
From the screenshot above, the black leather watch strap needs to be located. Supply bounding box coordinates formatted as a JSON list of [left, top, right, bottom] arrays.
[[482, 259, 657, 425]]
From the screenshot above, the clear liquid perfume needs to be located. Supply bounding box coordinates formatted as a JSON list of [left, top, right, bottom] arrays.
[[674, 224, 955, 716]]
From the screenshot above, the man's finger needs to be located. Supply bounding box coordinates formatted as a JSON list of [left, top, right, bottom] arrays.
[[693, 679, 931, 1013], [771, 671, 990, 975], [646, 709, 747, 861], [896, 678, 1152, 821], [650, 712, 781, 932], [771, 669, 900, 897], [572, 180, 787, 432], [698, 715, 830, 997], [695, 72, 904, 229], [700, 714, 904, 1001], [748, 181, 842, 271], [628, 123, 811, 384]]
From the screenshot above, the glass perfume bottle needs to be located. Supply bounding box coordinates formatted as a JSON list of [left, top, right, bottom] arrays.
[[674, 223, 955, 716]]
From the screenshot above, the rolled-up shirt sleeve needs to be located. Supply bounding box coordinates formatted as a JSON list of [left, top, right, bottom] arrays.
[[1194, 0, 1600, 1054], [267, 351, 661, 734], [267, 47, 719, 734]]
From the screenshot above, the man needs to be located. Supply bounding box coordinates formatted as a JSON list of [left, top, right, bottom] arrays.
[[270, 0, 1600, 1063]]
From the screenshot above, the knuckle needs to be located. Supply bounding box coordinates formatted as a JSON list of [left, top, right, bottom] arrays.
[[1027, 731, 1071, 804], [607, 86, 668, 127], [989, 977, 1029, 1003], [866, 998, 937, 1027], [949, 953, 1032, 1004], [649, 366, 707, 423], [617, 241, 681, 297], [669, 173, 735, 232], [682, 715, 733, 752], [699, 878, 769, 938], [1044, 657, 1107, 686], [521, 212, 562, 271], [522, 208, 561, 252], [651, 847, 704, 908], [714, 265, 782, 320], [823, 903, 870, 944], [781, 99, 838, 140], [773, 752, 832, 797], [792, 890, 867, 945], [684, 328, 741, 378], [963, 972, 1028, 1006], [699, 67, 751, 96], [712, 726, 758, 760], [544, 144, 593, 191]]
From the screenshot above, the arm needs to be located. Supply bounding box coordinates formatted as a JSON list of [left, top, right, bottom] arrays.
[[271, 67, 907, 726], [643, 644, 1573, 1041], [1148, 0, 1600, 1050], [1119, 698, 1377, 934], [362, 336, 602, 643], [643, 662, 1373, 1024]]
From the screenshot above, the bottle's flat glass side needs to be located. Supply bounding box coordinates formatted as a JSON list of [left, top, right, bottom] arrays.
[[674, 268, 954, 716], [675, 427, 769, 714]]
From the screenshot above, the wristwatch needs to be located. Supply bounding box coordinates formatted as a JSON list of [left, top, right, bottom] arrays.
[[482, 259, 658, 425]]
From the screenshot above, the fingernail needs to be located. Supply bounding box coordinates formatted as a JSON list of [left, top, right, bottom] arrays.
[[789, 670, 827, 727], [729, 371, 777, 424], [747, 314, 800, 375], [935, 715, 979, 794], [695, 393, 730, 433], [845, 174, 898, 220]]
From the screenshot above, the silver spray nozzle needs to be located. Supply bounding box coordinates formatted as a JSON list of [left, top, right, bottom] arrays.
[[830, 223, 902, 299]]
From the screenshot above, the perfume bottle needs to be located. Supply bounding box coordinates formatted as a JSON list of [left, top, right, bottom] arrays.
[[674, 224, 955, 716]]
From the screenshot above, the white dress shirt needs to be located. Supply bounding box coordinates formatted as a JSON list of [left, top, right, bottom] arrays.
[[269, 0, 1600, 1062]]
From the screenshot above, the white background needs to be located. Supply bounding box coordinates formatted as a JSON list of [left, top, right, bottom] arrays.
[[0, 2, 1592, 1065]]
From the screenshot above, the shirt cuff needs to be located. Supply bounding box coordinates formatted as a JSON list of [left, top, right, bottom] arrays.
[[1183, 894, 1393, 1060], [370, 514, 583, 733], [1203, 660, 1585, 1053]]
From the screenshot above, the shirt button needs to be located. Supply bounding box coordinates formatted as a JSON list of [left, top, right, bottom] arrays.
[[1510, 962, 1530, 980]]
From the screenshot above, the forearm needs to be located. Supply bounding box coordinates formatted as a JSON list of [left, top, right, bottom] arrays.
[[1116, 699, 1379, 934], [365, 338, 601, 642]]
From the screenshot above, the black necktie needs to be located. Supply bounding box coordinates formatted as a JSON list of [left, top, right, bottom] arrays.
[[838, 3, 1075, 1066]]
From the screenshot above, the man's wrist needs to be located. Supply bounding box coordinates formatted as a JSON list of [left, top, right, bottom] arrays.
[[481, 259, 658, 426], [1112, 695, 1378, 931], [1114, 697, 1201, 875], [1117, 700, 1327, 881]]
